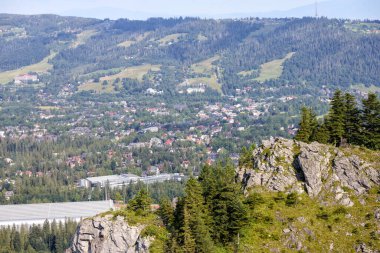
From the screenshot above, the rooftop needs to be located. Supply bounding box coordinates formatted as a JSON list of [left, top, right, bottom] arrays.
[[0, 200, 114, 226]]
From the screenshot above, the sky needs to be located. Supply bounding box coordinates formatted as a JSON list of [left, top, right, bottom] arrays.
[[1, 0, 379, 20]]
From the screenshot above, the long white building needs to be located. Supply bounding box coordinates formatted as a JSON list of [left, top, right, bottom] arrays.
[[0, 200, 114, 227], [80, 173, 184, 189]]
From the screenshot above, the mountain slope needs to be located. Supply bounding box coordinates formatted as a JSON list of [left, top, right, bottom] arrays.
[[236, 137, 380, 252]]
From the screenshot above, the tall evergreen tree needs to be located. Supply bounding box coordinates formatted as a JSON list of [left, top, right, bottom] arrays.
[[344, 93, 361, 145], [312, 122, 330, 144], [327, 90, 346, 146], [295, 107, 318, 143], [295, 107, 313, 142], [183, 177, 214, 253], [128, 188, 152, 215], [158, 197, 174, 229], [361, 93, 380, 150]]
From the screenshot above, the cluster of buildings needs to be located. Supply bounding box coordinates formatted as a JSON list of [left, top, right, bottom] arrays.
[[79, 173, 185, 189]]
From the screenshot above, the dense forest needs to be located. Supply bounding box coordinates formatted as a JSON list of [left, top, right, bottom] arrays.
[[0, 220, 78, 253]]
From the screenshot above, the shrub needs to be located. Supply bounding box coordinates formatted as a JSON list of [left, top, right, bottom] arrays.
[[285, 192, 298, 207]]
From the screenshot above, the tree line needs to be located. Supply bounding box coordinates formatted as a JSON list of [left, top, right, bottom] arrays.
[[157, 162, 248, 252], [0, 219, 77, 253], [295, 90, 380, 150]]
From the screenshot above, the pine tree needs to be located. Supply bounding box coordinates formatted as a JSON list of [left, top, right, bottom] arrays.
[[327, 90, 346, 146], [181, 207, 196, 253], [295, 107, 313, 142], [183, 177, 214, 253], [158, 197, 174, 229], [12, 231, 21, 252], [210, 163, 248, 244], [344, 93, 361, 145], [128, 188, 152, 215], [309, 109, 319, 141], [312, 122, 330, 144], [361, 93, 380, 150]]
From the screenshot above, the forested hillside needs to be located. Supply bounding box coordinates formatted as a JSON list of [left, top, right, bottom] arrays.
[[0, 14, 379, 95]]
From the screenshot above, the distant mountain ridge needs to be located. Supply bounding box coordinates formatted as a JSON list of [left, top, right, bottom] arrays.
[[55, 0, 380, 20]]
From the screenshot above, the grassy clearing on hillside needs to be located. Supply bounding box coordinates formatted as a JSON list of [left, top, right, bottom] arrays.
[[38, 106, 60, 111], [179, 75, 222, 93], [240, 190, 380, 252], [197, 34, 208, 41], [351, 83, 380, 94], [344, 22, 380, 34], [157, 33, 187, 46], [78, 64, 161, 93], [191, 55, 220, 74], [70, 30, 97, 48], [80, 68, 123, 80], [238, 69, 258, 77], [78, 82, 116, 93], [102, 64, 161, 82], [253, 52, 295, 82], [0, 52, 57, 84], [117, 32, 150, 48]]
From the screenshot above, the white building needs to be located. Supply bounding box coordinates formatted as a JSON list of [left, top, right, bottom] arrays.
[[0, 200, 114, 227]]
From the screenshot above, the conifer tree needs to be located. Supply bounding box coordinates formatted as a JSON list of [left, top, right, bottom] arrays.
[[361, 93, 380, 150], [344, 93, 361, 145], [158, 197, 174, 229], [295, 107, 318, 143], [295, 107, 313, 142], [183, 177, 214, 253], [128, 188, 152, 215], [327, 90, 346, 146], [312, 122, 330, 144], [181, 207, 196, 253]]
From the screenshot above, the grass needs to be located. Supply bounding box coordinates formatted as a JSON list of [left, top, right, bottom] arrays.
[[240, 190, 380, 252], [157, 33, 187, 46], [117, 32, 150, 48], [78, 64, 161, 93], [351, 83, 380, 94], [0, 51, 57, 84], [191, 55, 220, 74], [104, 64, 160, 82], [80, 68, 123, 80], [70, 30, 97, 48], [176, 55, 222, 93], [238, 69, 258, 77], [38, 106, 60, 111], [197, 34, 208, 41], [179, 75, 222, 93], [253, 52, 295, 83], [339, 146, 380, 168], [78, 82, 116, 93], [344, 22, 380, 34]]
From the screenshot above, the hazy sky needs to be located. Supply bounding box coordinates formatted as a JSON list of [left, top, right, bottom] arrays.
[[1, 0, 327, 16], [1, 0, 378, 19]]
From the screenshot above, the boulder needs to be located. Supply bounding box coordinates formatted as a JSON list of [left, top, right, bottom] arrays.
[[66, 215, 151, 253]]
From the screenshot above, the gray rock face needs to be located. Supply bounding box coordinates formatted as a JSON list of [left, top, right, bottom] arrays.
[[237, 138, 380, 205], [296, 142, 331, 197], [66, 215, 152, 253]]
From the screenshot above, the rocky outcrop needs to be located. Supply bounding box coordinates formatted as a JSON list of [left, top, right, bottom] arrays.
[[66, 215, 152, 253], [237, 137, 380, 206]]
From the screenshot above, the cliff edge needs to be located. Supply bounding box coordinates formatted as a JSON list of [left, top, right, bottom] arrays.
[[237, 137, 380, 206]]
